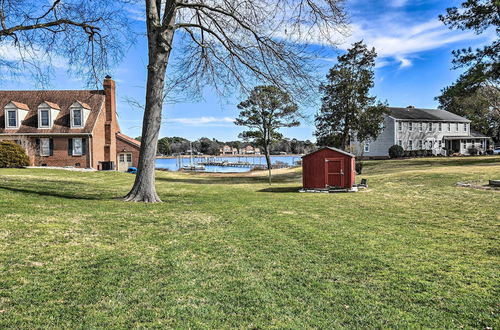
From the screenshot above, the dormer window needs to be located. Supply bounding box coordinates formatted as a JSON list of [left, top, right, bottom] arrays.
[[69, 101, 91, 128], [4, 101, 29, 129], [40, 109, 50, 127], [37, 101, 60, 129], [7, 110, 17, 127], [73, 109, 82, 127]]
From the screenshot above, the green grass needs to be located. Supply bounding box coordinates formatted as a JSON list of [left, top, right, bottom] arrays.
[[0, 156, 499, 328]]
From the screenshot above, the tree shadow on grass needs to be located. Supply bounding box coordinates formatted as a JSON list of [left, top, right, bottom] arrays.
[[156, 171, 301, 185], [258, 186, 302, 193], [0, 185, 112, 200]]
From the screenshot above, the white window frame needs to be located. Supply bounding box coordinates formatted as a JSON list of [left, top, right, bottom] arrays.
[[438, 123, 442, 132], [418, 140, 423, 150], [428, 122, 433, 132], [408, 140, 413, 150], [6, 110, 17, 128], [463, 123, 467, 132], [364, 143, 370, 153], [419, 122, 423, 132], [455, 123, 459, 131], [72, 138, 83, 156], [40, 138, 51, 156], [447, 123, 451, 132], [72, 109, 83, 128], [409, 122, 413, 132], [398, 121, 402, 131], [39, 109, 50, 128]]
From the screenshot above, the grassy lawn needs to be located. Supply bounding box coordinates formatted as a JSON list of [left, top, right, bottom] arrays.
[[0, 156, 499, 328]]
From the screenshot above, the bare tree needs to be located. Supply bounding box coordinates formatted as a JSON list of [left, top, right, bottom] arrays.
[[1, 0, 347, 202], [0, 0, 130, 85], [125, 0, 347, 202]]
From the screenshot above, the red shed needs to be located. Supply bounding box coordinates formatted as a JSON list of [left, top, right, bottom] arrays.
[[302, 147, 356, 189]]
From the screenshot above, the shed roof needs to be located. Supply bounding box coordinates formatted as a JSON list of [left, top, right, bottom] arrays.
[[302, 146, 355, 158], [388, 107, 470, 122]]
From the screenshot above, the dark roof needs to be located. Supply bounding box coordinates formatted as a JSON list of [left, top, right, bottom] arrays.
[[302, 146, 355, 158], [470, 130, 490, 138], [0, 90, 105, 134], [388, 107, 470, 122]]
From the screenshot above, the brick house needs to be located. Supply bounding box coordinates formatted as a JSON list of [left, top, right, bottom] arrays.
[[0, 76, 140, 171]]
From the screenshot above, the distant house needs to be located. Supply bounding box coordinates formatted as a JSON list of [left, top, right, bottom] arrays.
[[0, 76, 140, 171], [351, 106, 491, 157], [220, 145, 238, 155]]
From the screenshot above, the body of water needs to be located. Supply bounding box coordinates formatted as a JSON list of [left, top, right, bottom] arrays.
[[156, 155, 301, 173]]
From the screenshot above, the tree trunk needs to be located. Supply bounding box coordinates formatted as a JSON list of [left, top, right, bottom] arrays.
[[125, 10, 174, 202], [263, 143, 272, 185]]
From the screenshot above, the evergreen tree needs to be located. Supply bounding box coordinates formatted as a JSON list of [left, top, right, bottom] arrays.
[[236, 86, 300, 184], [437, 0, 499, 142], [315, 41, 388, 150]]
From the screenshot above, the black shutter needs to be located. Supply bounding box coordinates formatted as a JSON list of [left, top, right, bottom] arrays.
[[49, 139, 54, 156], [35, 138, 40, 156], [68, 138, 73, 156], [82, 138, 87, 155]]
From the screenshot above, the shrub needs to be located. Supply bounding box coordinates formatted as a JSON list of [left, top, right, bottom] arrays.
[[388, 145, 404, 158], [355, 160, 363, 174], [0, 141, 30, 168], [468, 146, 478, 156]]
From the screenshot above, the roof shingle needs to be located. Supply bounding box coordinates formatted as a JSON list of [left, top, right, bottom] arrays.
[[388, 107, 470, 122], [0, 90, 105, 134]]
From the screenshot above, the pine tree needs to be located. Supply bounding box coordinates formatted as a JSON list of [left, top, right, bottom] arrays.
[[315, 41, 388, 150]]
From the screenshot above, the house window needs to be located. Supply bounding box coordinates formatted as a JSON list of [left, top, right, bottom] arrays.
[[73, 109, 82, 127], [463, 141, 467, 149], [126, 154, 132, 162], [419, 122, 423, 132], [455, 123, 459, 131], [427, 140, 433, 149], [463, 123, 467, 132], [408, 140, 413, 150], [364, 143, 370, 153], [398, 139, 402, 147], [119, 154, 125, 162], [418, 140, 423, 149], [72, 138, 83, 156], [409, 122, 413, 131], [7, 110, 17, 127], [438, 140, 442, 148], [447, 123, 451, 132], [428, 122, 433, 132], [40, 138, 51, 156], [398, 122, 402, 131], [438, 123, 442, 132], [40, 109, 50, 127]]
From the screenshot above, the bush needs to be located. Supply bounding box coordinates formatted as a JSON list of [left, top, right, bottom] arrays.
[[0, 141, 30, 168], [355, 160, 363, 174], [388, 145, 404, 158], [468, 146, 478, 156]]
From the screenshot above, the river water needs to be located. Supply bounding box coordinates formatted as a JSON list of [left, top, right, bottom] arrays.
[[156, 155, 301, 173]]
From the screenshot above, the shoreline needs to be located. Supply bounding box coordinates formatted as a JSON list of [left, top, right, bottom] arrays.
[[157, 154, 304, 159]]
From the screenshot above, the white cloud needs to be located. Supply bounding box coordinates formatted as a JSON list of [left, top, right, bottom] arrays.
[[165, 116, 235, 126]]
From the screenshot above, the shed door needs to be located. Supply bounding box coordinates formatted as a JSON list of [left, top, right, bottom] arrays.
[[325, 158, 344, 188]]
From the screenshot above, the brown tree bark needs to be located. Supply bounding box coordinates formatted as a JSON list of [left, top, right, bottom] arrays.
[[124, 1, 175, 202]]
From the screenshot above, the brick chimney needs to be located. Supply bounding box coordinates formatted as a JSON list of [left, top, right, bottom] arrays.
[[102, 75, 118, 162], [103, 75, 116, 122]]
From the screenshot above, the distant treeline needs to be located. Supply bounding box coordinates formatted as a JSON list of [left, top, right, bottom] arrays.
[[135, 136, 316, 156]]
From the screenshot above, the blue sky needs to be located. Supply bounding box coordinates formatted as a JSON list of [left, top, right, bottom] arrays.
[[1, 0, 493, 141]]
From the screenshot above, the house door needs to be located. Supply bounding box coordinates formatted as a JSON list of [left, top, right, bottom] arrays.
[[118, 153, 132, 171], [325, 158, 344, 188]]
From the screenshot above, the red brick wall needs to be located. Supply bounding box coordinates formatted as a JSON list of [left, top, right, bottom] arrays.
[[31, 136, 91, 168], [116, 137, 140, 168]]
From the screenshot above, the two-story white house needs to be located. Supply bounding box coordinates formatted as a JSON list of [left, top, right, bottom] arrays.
[[352, 106, 491, 157]]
